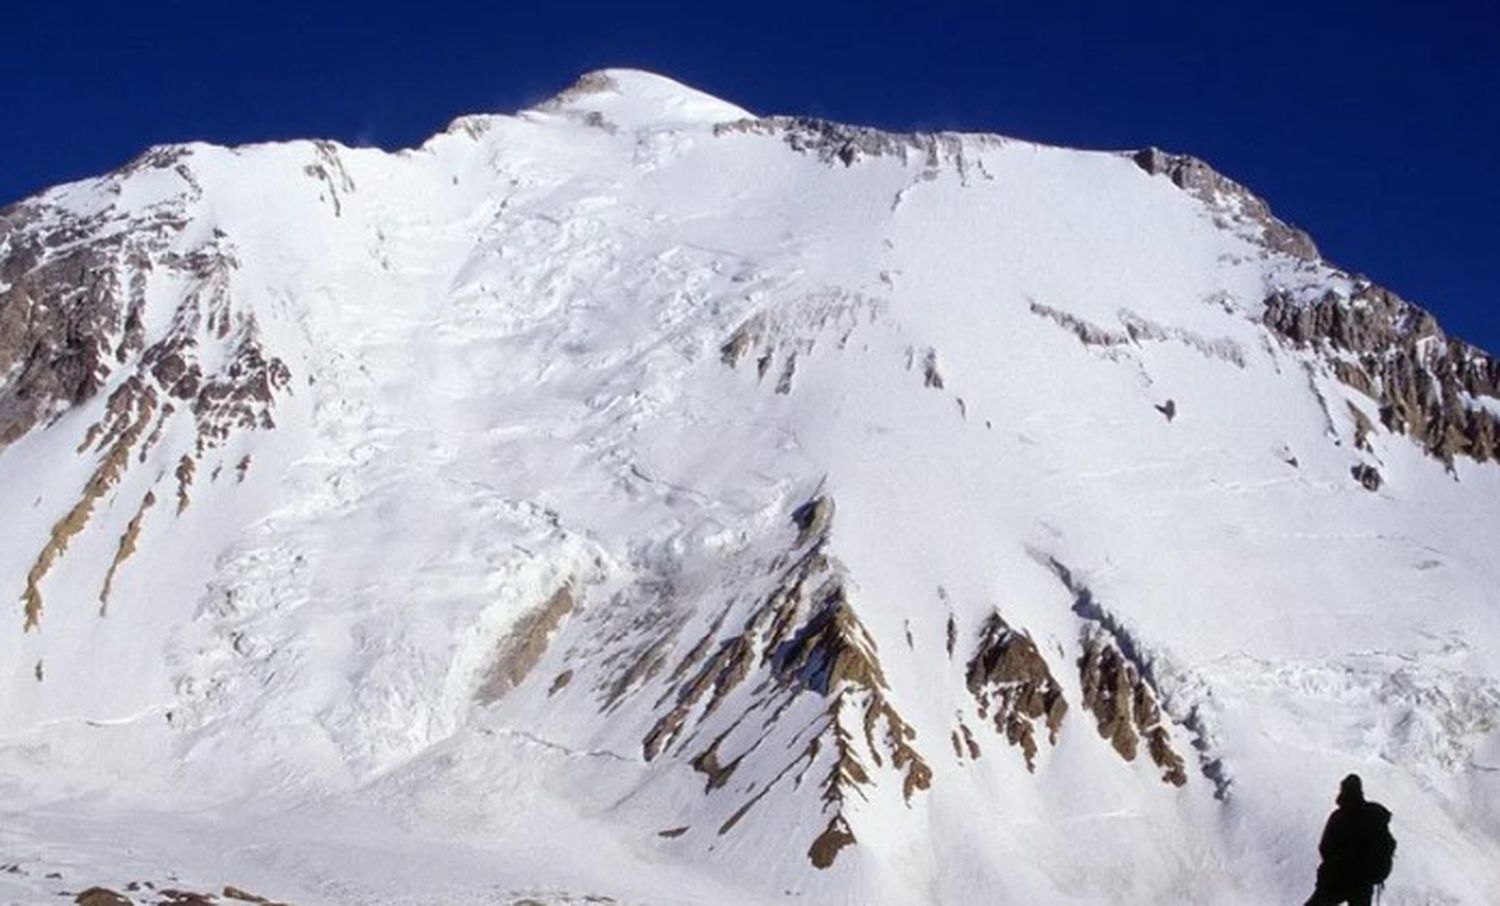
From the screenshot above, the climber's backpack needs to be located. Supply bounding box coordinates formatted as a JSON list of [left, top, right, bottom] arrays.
[[1366, 803, 1396, 885]]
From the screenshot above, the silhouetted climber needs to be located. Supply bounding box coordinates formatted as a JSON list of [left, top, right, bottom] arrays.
[[1305, 774, 1396, 906]]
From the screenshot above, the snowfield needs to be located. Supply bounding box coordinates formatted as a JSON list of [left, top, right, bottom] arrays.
[[2, 70, 1498, 904]]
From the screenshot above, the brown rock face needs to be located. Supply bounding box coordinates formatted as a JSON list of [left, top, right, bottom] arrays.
[[98, 490, 157, 615], [1264, 284, 1500, 466], [475, 586, 576, 704], [965, 613, 1067, 771], [1078, 631, 1187, 787], [4, 165, 294, 633], [0, 150, 213, 453], [2, 156, 291, 460], [157, 891, 217, 905], [1079, 634, 1140, 761], [772, 589, 886, 693], [67, 881, 290, 906], [73, 889, 133, 906], [638, 497, 929, 870], [0, 210, 131, 448], [22, 378, 159, 630], [808, 815, 857, 869]]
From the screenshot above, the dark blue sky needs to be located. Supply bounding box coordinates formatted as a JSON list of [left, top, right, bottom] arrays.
[[6, 1, 1496, 351]]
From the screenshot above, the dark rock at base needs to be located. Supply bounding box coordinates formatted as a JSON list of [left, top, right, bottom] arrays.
[[74, 889, 132, 906], [1352, 463, 1383, 491]]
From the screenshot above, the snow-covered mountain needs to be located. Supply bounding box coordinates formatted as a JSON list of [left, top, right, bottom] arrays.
[[3, 69, 1499, 905]]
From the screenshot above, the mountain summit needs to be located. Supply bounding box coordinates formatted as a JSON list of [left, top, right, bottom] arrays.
[[534, 69, 756, 127], [2, 71, 1498, 905]]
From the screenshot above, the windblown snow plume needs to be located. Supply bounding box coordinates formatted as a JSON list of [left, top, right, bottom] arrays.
[[2, 69, 1499, 905]]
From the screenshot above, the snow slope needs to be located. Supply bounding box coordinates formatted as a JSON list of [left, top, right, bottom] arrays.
[[2, 69, 1499, 904]]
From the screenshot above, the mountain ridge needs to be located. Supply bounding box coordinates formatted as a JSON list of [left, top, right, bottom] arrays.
[[2, 69, 1498, 905]]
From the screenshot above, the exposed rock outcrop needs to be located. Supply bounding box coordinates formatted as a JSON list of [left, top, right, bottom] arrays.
[[639, 496, 929, 869], [22, 378, 158, 630], [1352, 463, 1383, 492], [1078, 630, 1187, 787], [965, 613, 1067, 771], [476, 585, 577, 704], [919, 347, 944, 389], [302, 140, 357, 217], [719, 314, 767, 367], [5, 186, 291, 631], [808, 814, 857, 870], [716, 117, 993, 179], [74, 889, 132, 906], [1131, 147, 1318, 261], [716, 292, 884, 396], [535, 70, 621, 111], [1264, 283, 1500, 466], [1347, 401, 1376, 451], [790, 495, 834, 547], [67, 882, 290, 906], [0, 208, 135, 448], [99, 490, 157, 615], [1029, 301, 1131, 348], [0, 147, 218, 452]]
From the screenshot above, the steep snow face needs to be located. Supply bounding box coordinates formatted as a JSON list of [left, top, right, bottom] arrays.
[[2, 70, 1499, 905]]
